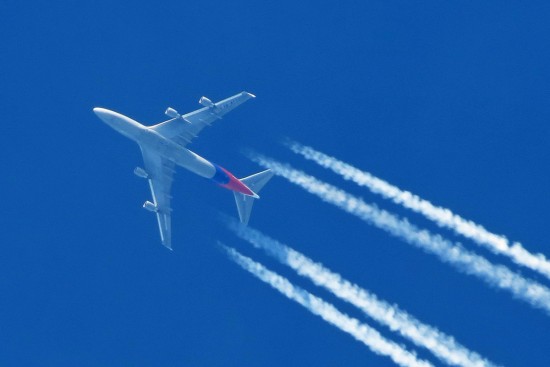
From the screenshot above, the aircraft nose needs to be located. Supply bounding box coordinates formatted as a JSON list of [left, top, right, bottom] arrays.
[[93, 107, 112, 122]]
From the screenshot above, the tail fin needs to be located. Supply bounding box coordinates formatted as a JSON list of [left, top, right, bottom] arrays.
[[233, 169, 274, 224]]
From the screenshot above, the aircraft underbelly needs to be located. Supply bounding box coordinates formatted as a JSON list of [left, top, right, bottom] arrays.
[[140, 132, 216, 179], [174, 148, 216, 179]]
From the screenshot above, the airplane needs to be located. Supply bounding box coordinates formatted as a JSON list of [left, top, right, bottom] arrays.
[[93, 91, 273, 250]]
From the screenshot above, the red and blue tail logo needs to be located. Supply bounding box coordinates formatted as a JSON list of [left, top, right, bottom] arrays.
[[211, 164, 257, 197]]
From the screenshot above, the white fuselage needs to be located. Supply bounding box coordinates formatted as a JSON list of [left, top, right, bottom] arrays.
[[92, 92, 264, 249], [94, 108, 216, 179]]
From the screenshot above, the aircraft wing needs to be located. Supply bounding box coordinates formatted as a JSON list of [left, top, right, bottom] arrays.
[[151, 91, 255, 147], [140, 145, 175, 250]]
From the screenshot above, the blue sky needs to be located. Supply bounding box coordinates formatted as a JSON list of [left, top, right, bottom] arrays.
[[2, 1, 550, 366]]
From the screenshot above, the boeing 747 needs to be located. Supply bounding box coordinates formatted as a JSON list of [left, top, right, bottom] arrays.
[[93, 91, 272, 250]]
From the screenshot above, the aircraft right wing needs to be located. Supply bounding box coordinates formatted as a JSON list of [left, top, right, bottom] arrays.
[[151, 91, 255, 147]]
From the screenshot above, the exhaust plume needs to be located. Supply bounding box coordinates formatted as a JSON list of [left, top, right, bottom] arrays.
[[222, 244, 434, 367], [285, 140, 550, 281], [246, 152, 550, 315], [226, 221, 498, 367]]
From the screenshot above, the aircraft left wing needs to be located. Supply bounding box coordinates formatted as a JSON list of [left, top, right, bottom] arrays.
[[151, 91, 255, 147], [140, 146, 175, 250]]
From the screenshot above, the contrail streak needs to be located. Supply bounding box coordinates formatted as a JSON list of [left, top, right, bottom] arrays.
[[226, 221, 498, 367], [286, 140, 550, 281], [246, 152, 550, 315], [221, 244, 434, 367]]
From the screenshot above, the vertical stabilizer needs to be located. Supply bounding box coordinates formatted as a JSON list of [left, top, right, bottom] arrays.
[[233, 169, 273, 224]]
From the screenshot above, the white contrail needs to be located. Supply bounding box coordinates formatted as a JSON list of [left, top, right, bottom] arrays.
[[221, 244, 434, 367], [226, 221, 498, 367], [246, 153, 550, 315], [286, 140, 550, 281]]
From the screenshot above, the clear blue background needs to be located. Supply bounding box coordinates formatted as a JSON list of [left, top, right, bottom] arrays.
[[2, 1, 550, 366]]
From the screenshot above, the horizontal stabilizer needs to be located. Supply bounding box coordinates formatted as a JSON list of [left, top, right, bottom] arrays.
[[234, 169, 273, 225]]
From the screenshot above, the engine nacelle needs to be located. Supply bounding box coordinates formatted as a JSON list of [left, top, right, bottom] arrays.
[[165, 107, 181, 119], [134, 166, 149, 179], [199, 96, 214, 108], [143, 201, 158, 213]]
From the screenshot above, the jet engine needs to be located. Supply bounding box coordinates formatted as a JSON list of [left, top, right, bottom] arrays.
[[143, 201, 158, 212], [199, 96, 214, 108], [165, 107, 181, 119], [134, 167, 149, 179]]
